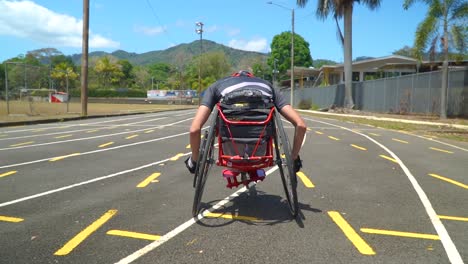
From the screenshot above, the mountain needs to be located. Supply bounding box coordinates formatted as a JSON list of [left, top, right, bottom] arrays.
[[70, 40, 269, 68]]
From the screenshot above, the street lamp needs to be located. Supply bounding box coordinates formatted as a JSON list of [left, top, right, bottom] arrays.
[[267, 1, 295, 107], [195, 21, 204, 106]]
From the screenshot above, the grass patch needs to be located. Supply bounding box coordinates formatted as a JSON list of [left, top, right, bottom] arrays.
[[302, 112, 468, 143]]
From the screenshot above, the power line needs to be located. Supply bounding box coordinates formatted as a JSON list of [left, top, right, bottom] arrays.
[[144, 0, 176, 45]]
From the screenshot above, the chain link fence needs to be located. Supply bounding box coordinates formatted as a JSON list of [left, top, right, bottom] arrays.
[[288, 68, 468, 117]]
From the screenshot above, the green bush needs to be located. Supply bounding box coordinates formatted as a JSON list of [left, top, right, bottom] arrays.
[[298, 99, 312, 110]]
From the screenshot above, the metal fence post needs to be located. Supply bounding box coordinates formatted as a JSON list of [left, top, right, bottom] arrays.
[[4, 63, 9, 115]]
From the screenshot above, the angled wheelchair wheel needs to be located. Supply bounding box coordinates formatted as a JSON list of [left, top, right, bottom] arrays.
[[273, 112, 299, 217], [192, 108, 218, 217]]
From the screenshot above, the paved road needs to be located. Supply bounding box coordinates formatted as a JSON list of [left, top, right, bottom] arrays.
[[0, 109, 467, 264]]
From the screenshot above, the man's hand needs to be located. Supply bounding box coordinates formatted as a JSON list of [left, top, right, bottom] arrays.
[[293, 155, 302, 173], [184, 156, 197, 174]]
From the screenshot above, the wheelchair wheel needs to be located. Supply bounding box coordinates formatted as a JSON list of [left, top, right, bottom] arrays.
[[273, 112, 299, 217], [192, 109, 217, 217]]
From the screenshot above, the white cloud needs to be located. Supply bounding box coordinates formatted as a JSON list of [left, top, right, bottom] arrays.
[[227, 28, 241, 37], [228, 38, 268, 52], [134, 25, 166, 36], [204, 25, 218, 33], [0, 0, 119, 49]]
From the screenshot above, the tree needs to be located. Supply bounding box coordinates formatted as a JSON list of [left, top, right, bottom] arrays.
[[404, 0, 467, 118], [297, 0, 381, 109], [185, 51, 231, 91], [267, 31, 313, 81], [94, 56, 124, 88], [50, 62, 79, 90], [393, 45, 417, 58]]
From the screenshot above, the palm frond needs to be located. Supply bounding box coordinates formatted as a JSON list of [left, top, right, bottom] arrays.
[[403, 0, 417, 10], [334, 15, 344, 47], [450, 1, 468, 20], [360, 0, 381, 10], [296, 0, 308, 8], [414, 15, 438, 60], [450, 24, 467, 54]]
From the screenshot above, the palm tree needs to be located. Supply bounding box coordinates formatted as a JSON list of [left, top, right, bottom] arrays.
[[296, 0, 381, 109], [404, 0, 467, 119]]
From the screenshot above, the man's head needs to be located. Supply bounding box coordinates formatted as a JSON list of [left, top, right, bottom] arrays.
[[231, 70, 254, 77]]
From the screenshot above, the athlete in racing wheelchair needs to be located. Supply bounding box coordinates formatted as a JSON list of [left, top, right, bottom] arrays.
[[185, 71, 307, 217]]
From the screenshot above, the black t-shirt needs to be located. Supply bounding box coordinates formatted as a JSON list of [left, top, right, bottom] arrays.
[[201, 75, 288, 110]]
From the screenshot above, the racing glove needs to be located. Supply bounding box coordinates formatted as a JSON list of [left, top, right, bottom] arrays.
[[184, 156, 197, 174], [293, 155, 302, 173]]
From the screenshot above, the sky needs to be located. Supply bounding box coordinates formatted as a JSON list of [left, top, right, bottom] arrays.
[[0, 0, 428, 63]]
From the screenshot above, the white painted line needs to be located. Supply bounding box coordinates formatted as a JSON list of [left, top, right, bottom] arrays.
[[0, 152, 190, 208], [304, 117, 464, 264], [0, 118, 190, 151], [0, 129, 190, 170], [115, 166, 279, 264]]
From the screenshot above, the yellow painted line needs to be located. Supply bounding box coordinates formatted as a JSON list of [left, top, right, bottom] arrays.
[[429, 147, 453, 154], [86, 130, 99, 133], [32, 129, 45, 132], [438, 215, 468, 222], [137, 173, 161, 188], [307, 128, 311, 131], [54, 209, 117, 256], [170, 153, 185, 161], [328, 211, 375, 255], [328, 136, 339, 141], [10, 141, 34, 147], [126, 135, 139, 139], [0, 215, 24, 223], [0, 134, 7, 137], [99, 142, 114, 148], [186, 144, 191, 149], [107, 230, 161, 241], [0, 171, 17, 178], [392, 138, 409, 144], [379, 155, 397, 163], [297, 171, 315, 188], [49, 153, 81, 162], [55, 134, 73, 139], [369, 133, 380, 137], [351, 144, 367, 151], [428, 173, 468, 189], [360, 228, 440, 240], [205, 212, 259, 221], [144, 130, 155, 133], [315, 131, 324, 135]]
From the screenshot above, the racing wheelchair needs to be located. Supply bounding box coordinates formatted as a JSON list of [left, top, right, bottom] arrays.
[[192, 89, 299, 217]]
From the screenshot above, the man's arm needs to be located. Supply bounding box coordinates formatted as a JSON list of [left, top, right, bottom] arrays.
[[279, 105, 307, 160], [189, 105, 212, 162]]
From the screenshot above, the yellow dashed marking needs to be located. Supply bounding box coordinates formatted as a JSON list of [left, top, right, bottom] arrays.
[[55, 209, 117, 256], [144, 130, 155, 133], [49, 153, 81, 162], [0, 171, 17, 178], [428, 173, 467, 189], [429, 147, 453, 154], [369, 133, 380, 137], [307, 128, 311, 131], [351, 144, 367, 151], [99, 142, 114, 148], [32, 129, 45, 132], [86, 130, 99, 133], [170, 153, 185, 161], [392, 138, 408, 144], [137, 173, 161, 188], [107, 230, 161, 241], [186, 144, 191, 149], [297, 172, 315, 188], [126, 135, 139, 139], [10, 141, 34, 147], [379, 155, 397, 163], [0, 215, 24, 223], [438, 215, 468, 222], [315, 131, 324, 135], [328, 211, 375, 255], [360, 228, 440, 240], [205, 212, 259, 221], [55, 134, 73, 139], [328, 136, 340, 141]]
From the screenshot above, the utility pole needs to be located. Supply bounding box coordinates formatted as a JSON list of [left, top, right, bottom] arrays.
[[81, 0, 89, 116], [291, 8, 295, 108], [196, 22, 204, 106]]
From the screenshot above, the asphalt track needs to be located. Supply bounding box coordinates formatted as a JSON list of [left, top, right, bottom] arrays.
[[0, 109, 467, 264]]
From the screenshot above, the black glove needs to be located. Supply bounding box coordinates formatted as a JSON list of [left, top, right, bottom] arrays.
[[293, 155, 302, 173], [184, 156, 197, 174]]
